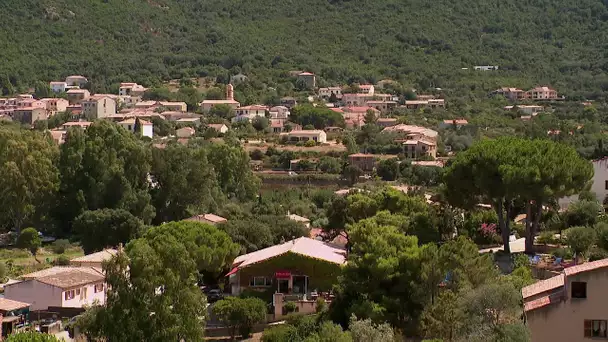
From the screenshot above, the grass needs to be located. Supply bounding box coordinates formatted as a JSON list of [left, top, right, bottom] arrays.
[[0, 246, 84, 279]]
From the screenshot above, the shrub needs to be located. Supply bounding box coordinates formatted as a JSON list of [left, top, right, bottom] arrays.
[[565, 226, 596, 258], [305, 140, 317, 147], [261, 324, 299, 342], [51, 239, 70, 254], [212, 297, 267, 339], [316, 297, 327, 313], [537, 231, 557, 245], [588, 247, 608, 262], [552, 247, 574, 260], [595, 222, 608, 252], [53, 255, 70, 266], [283, 301, 297, 314]]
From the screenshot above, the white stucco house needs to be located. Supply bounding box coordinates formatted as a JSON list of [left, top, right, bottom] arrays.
[[117, 118, 153, 138], [560, 157, 608, 209], [4, 267, 106, 311]]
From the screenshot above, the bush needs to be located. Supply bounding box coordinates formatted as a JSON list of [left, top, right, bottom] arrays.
[[565, 226, 596, 257], [552, 247, 574, 260], [0, 262, 7, 283], [305, 140, 317, 147], [212, 297, 267, 339], [537, 231, 557, 245], [316, 297, 327, 313], [284, 301, 298, 314], [53, 255, 70, 266], [588, 247, 608, 261], [261, 324, 299, 342], [50, 239, 70, 254], [596, 222, 608, 252]]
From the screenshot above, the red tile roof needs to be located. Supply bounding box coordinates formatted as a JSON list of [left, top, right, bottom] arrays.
[[524, 295, 554, 312], [522, 274, 564, 299], [564, 258, 608, 276]]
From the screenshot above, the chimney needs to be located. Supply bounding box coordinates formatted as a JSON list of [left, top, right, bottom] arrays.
[[226, 84, 234, 101]]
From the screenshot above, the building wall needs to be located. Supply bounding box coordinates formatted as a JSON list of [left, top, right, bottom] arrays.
[[591, 159, 608, 203], [62, 283, 106, 308], [142, 124, 153, 138], [5, 280, 62, 311], [526, 269, 608, 342]]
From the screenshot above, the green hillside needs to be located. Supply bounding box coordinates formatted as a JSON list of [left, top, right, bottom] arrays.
[[2, 0, 608, 98]]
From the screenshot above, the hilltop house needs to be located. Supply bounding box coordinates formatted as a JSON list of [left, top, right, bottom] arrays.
[[4, 267, 106, 311], [523, 258, 608, 342], [117, 118, 153, 138], [186, 214, 227, 225], [286, 130, 327, 143], [70, 249, 118, 269], [118, 83, 147, 97], [200, 84, 240, 112], [493, 88, 527, 101], [40, 98, 69, 115], [65, 75, 88, 88], [348, 153, 398, 172], [66, 89, 91, 105], [318, 87, 343, 100], [234, 105, 268, 122], [12, 107, 46, 125], [297, 72, 316, 89], [82, 95, 117, 120], [439, 119, 468, 129], [207, 124, 229, 134]]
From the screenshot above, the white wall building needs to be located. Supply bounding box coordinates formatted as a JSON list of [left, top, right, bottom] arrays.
[[118, 118, 153, 138], [4, 267, 106, 311]]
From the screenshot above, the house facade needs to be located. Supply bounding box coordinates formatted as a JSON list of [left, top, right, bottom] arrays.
[[41, 98, 69, 115], [118, 83, 147, 97], [318, 87, 343, 100], [348, 153, 398, 172], [403, 139, 437, 159], [50, 82, 67, 93], [117, 118, 153, 138], [523, 259, 608, 342], [297, 72, 316, 89], [287, 130, 327, 143], [66, 89, 91, 105], [227, 237, 346, 297], [12, 108, 46, 125], [494, 88, 527, 101], [207, 124, 229, 134], [65, 75, 88, 88], [82, 96, 117, 119], [527, 86, 558, 100], [234, 105, 268, 122], [4, 267, 106, 311]]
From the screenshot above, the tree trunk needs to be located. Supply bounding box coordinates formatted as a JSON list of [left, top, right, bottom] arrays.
[[496, 200, 511, 254], [524, 201, 534, 254], [504, 201, 512, 254]]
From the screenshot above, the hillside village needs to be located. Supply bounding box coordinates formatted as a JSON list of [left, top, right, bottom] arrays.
[[0, 69, 605, 342]]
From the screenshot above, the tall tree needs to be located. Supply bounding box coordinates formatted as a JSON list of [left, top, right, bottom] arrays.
[[207, 143, 260, 200], [0, 129, 59, 233], [17, 227, 41, 262], [144, 220, 240, 281], [54, 121, 154, 236], [77, 237, 206, 341], [150, 144, 224, 224], [73, 209, 144, 254]]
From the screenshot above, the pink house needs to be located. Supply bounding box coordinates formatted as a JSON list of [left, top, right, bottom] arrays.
[[527, 86, 558, 100], [4, 267, 106, 311]]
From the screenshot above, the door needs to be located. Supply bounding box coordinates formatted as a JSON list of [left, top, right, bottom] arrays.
[[278, 279, 289, 294]]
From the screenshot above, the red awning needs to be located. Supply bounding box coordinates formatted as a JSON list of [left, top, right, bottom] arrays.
[[225, 267, 239, 277]]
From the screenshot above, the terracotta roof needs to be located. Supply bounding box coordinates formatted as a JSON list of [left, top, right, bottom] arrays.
[[233, 237, 346, 269], [383, 124, 438, 138], [0, 298, 30, 311], [201, 100, 240, 104], [288, 130, 325, 135], [298, 72, 315, 76], [564, 258, 608, 276], [522, 274, 564, 299], [239, 105, 268, 111], [188, 213, 227, 223], [66, 89, 88, 94], [208, 124, 227, 130], [70, 249, 117, 264], [20, 266, 103, 281], [287, 214, 310, 223], [412, 160, 444, 167], [62, 121, 92, 128], [443, 119, 468, 125], [377, 118, 397, 122], [342, 106, 379, 113], [329, 108, 344, 113], [524, 295, 555, 312], [37, 268, 104, 289]]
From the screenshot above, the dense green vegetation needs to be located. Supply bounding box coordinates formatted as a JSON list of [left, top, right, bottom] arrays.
[[3, 0, 608, 99]]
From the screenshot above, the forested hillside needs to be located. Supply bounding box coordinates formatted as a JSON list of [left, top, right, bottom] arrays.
[[3, 0, 608, 98]]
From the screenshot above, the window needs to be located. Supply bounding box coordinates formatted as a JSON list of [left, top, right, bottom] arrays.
[[94, 283, 104, 293], [249, 277, 272, 287], [572, 281, 587, 298], [75, 288, 81, 296], [585, 320, 608, 338], [64, 290, 75, 300], [605, 180, 608, 190]]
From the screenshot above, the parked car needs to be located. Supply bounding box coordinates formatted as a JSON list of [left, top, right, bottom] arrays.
[[207, 289, 224, 303]]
